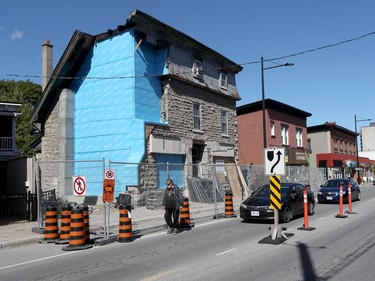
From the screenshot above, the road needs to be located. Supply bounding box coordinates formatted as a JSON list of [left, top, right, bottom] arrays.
[[1, 186, 375, 281]]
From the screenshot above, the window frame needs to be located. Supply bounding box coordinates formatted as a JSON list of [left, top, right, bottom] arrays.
[[281, 124, 289, 145], [219, 72, 228, 89], [221, 110, 228, 135], [192, 59, 203, 79], [270, 121, 275, 137], [193, 103, 201, 130], [296, 128, 303, 147]]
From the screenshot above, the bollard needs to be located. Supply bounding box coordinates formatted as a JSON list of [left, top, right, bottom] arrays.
[[224, 191, 237, 218], [298, 189, 315, 231], [348, 183, 353, 214], [40, 206, 59, 243], [179, 197, 193, 228], [55, 204, 72, 244], [335, 185, 348, 218], [62, 207, 92, 251], [118, 204, 133, 243]]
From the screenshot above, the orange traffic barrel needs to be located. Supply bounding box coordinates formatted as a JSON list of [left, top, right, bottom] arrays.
[[62, 207, 92, 251], [82, 205, 92, 244], [41, 206, 59, 243], [179, 197, 193, 228], [55, 204, 72, 244], [118, 204, 133, 243], [224, 191, 237, 218]]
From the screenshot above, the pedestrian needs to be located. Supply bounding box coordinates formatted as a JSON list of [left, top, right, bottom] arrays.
[[306, 184, 311, 190], [162, 178, 182, 234]]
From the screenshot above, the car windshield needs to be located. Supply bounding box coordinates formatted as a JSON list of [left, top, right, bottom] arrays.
[[252, 185, 290, 198], [323, 179, 348, 187]]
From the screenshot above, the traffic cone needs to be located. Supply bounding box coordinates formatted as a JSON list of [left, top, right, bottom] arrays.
[[55, 204, 72, 244], [179, 197, 193, 228], [82, 205, 93, 244], [118, 204, 133, 242], [62, 207, 92, 251], [224, 191, 237, 218], [40, 206, 59, 243]]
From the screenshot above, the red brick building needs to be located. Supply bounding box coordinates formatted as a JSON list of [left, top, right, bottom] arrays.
[[237, 99, 311, 165]]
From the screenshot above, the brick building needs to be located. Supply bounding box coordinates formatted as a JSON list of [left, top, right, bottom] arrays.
[[237, 99, 311, 166]]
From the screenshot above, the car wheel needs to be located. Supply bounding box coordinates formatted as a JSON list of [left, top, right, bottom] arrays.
[[282, 206, 292, 223], [308, 201, 315, 216]]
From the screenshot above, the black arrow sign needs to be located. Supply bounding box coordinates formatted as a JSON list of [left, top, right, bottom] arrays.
[[270, 151, 282, 174]]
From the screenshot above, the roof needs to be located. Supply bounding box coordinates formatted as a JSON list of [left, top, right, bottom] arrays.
[[32, 9, 243, 123], [307, 122, 356, 137], [236, 98, 312, 118]]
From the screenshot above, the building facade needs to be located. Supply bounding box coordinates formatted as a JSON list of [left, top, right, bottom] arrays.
[[31, 10, 242, 197], [307, 121, 374, 180], [237, 99, 311, 166]]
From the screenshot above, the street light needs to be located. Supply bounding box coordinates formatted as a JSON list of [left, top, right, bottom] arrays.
[[261, 57, 294, 148], [354, 114, 372, 184]]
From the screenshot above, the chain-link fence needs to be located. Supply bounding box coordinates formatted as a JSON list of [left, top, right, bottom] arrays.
[[35, 158, 326, 228]]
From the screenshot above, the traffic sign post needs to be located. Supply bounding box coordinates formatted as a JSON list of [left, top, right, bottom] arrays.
[[259, 148, 294, 244]]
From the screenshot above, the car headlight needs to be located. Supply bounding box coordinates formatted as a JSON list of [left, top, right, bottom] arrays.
[[241, 203, 247, 209], [318, 191, 322, 195]]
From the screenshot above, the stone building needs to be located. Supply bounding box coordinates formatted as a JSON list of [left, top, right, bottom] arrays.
[[31, 10, 243, 199]]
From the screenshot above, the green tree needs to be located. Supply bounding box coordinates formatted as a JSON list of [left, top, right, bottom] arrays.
[[0, 80, 42, 157]]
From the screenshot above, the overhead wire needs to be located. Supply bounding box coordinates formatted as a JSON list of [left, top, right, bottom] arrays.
[[1, 31, 375, 80]]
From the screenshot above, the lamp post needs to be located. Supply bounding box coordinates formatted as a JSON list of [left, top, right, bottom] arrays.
[[261, 57, 294, 148], [354, 114, 372, 184]]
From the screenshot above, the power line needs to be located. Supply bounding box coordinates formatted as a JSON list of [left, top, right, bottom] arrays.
[[1, 31, 374, 80]]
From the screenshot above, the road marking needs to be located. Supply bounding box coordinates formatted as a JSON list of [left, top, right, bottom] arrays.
[[141, 268, 184, 281], [318, 217, 326, 221], [0, 245, 101, 271], [216, 248, 237, 256], [359, 197, 375, 205]]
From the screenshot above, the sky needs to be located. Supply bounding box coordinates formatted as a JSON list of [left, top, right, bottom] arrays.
[[0, 0, 374, 132]]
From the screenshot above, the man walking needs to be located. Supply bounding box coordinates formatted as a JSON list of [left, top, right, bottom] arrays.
[[162, 178, 182, 234]]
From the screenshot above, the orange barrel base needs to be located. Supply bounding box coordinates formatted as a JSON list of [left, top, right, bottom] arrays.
[[62, 207, 92, 251], [179, 197, 193, 228], [224, 191, 237, 218], [55, 204, 72, 245], [40, 206, 59, 243], [118, 205, 133, 243]]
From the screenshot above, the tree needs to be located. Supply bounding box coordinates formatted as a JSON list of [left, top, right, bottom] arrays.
[[0, 80, 42, 157]]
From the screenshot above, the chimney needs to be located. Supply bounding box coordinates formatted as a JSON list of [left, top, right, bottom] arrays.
[[42, 39, 53, 91]]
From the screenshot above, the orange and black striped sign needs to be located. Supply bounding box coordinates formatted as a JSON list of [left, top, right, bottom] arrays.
[[270, 175, 281, 210]]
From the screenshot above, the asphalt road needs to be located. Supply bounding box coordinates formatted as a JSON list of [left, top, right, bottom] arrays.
[[1, 186, 375, 281]]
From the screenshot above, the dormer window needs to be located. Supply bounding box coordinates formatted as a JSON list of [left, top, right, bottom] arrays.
[[192, 59, 203, 79], [219, 72, 228, 89]]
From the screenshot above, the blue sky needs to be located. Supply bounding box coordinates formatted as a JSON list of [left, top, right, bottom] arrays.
[[0, 0, 374, 132]]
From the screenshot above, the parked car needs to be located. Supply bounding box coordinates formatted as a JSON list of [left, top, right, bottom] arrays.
[[240, 183, 315, 223], [317, 178, 361, 203]]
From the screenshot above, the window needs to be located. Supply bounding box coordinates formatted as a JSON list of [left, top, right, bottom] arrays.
[[221, 110, 228, 134], [192, 59, 203, 79], [193, 103, 201, 130], [219, 72, 228, 89], [339, 140, 343, 153], [281, 125, 289, 145], [307, 138, 312, 154], [270, 121, 275, 137], [334, 138, 338, 152], [296, 128, 303, 147]]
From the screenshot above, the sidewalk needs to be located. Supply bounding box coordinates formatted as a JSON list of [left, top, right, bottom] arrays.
[[0, 197, 243, 249]]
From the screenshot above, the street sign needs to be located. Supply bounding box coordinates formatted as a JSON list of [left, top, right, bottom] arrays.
[[103, 169, 115, 203], [73, 176, 87, 196], [265, 148, 285, 175]]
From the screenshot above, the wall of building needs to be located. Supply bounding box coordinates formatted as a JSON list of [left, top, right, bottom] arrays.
[[307, 131, 331, 168]]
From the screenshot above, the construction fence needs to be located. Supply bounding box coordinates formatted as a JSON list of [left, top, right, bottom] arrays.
[[35, 159, 326, 226]]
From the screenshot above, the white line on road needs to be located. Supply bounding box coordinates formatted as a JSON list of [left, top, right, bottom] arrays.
[[0, 245, 101, 271], [318, 217, 326, 220], [216, 248, 237, 256]]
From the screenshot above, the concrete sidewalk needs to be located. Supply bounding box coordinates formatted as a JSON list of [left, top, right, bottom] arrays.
[[0, 197, 243, 249]]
